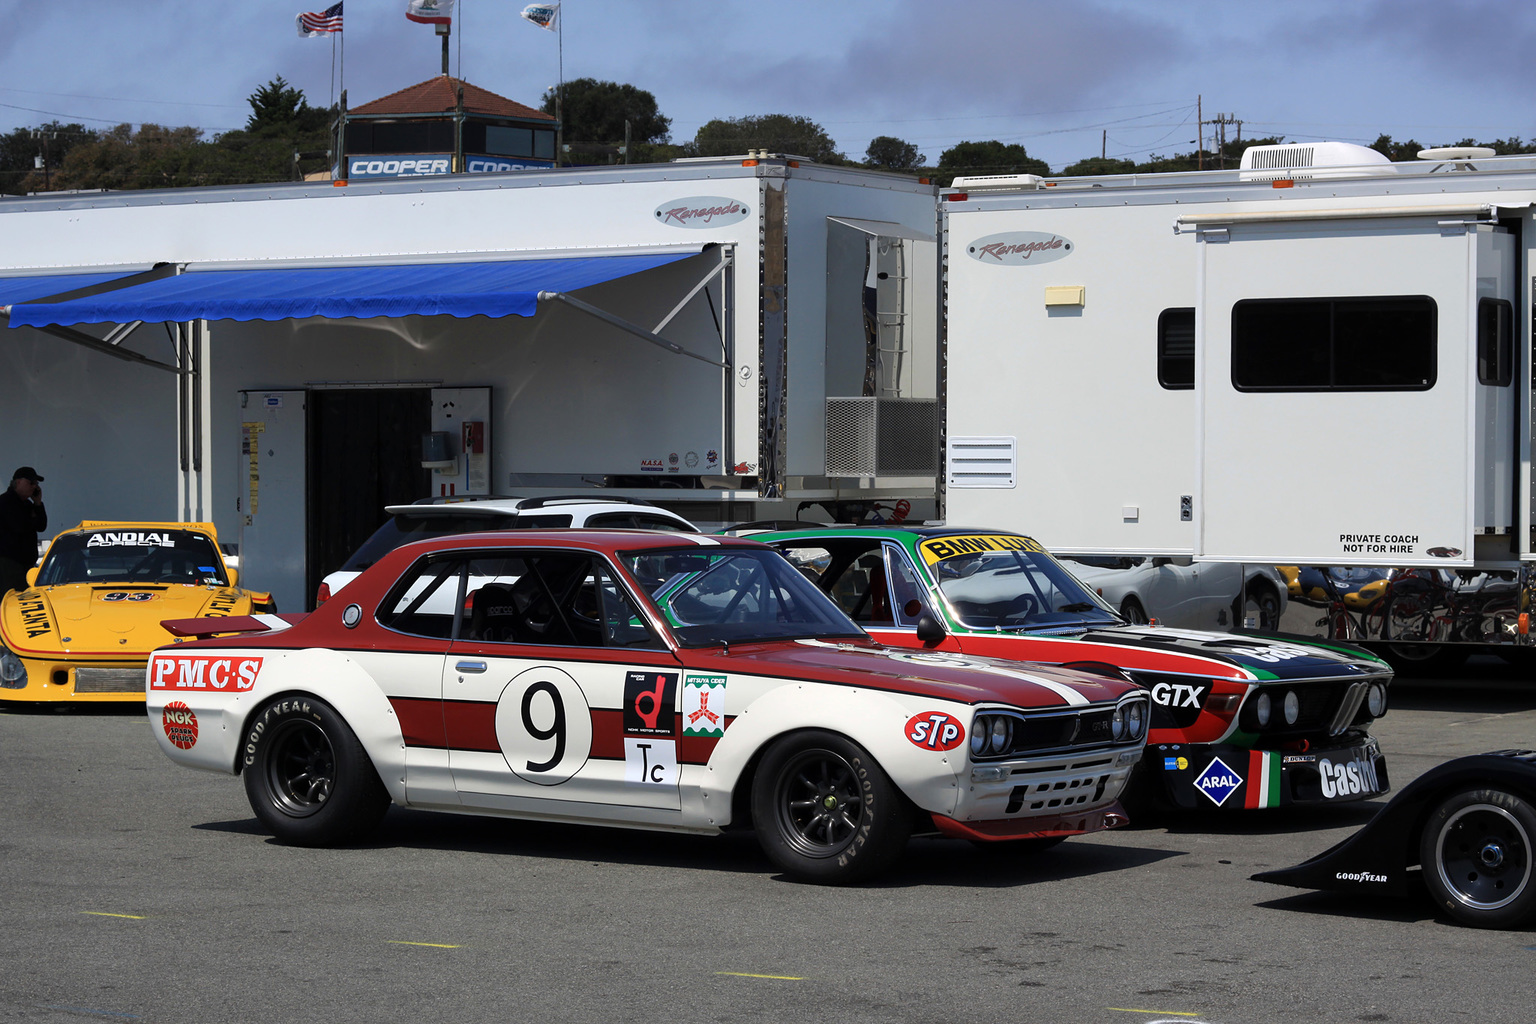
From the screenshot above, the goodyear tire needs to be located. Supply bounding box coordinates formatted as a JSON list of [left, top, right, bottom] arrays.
[[242, 695, 390, 847], [750, 730, 910, 884], [1420, 787, 1536, 929]]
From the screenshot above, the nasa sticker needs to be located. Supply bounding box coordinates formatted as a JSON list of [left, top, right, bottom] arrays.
[[162, 701, 199, 749]]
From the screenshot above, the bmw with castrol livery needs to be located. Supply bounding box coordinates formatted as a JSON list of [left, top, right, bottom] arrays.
[[758, 526, 1392, 812]]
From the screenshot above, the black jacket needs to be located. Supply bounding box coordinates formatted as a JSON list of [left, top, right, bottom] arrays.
[[0, 488, 46, 566]]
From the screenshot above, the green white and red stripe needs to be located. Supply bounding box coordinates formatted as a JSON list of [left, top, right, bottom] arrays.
[[1244, 750, 1282, 808]]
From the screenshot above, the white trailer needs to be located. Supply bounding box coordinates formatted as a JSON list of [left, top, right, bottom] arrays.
[[940, 143, 1534, 664], [0, 156, 940, 611]]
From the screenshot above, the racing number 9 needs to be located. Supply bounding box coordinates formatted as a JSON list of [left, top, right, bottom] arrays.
[[520, 681, 566, 773], [495, 667, 593, 786]]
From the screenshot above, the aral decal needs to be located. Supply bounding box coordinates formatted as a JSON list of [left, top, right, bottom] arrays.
[[1194, 756, 1243, 806], [655, 196, 750, 228], [965, 231, 1073, 265]]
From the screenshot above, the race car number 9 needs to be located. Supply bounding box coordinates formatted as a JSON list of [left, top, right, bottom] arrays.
[[495, 667, 593, 785]]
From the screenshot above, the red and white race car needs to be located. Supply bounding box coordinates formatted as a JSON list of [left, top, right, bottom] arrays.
[[146, 531, 1148, 883]]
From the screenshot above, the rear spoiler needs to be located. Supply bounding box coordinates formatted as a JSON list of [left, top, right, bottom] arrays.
[[161, 613, 304, 638]]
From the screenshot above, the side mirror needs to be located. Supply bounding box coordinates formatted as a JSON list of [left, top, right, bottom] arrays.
[[226, 567, 239, 588], [25, 567, 38, 587], [916, 613, 947, 645]]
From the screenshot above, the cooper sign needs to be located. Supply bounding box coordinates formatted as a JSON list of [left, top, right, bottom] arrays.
[[655, 196, 750, 229], [966, 231, 1073, 265]]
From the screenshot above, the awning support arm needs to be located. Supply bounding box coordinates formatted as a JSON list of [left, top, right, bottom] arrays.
[[0, 309, 184, 374], [536, 290, 730, 369], [651, 249, 731, 335]]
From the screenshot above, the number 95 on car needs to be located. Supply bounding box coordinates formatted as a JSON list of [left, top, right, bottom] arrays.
[[145, 532, 1148, 884]]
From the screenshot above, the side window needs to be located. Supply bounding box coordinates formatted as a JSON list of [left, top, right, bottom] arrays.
[[462, 552, 659, 649], [1158, 307, 1195, 390], [1232, 295, 1436, 391], [779, 545, 835, 584], [885, 544, 931, 627], [1477, 297, 1513, 386], [377, 555, 466, 639]]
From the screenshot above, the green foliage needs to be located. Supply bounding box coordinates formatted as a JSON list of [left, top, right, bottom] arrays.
[[935, 140, 1049, 184], [246, 76, 329, 135], [540, 78, 670, 144], [1056, 156, 1136, 177], [865, 135, 924, 171], [691, 114, 844, 163], [0, 121, 94, 194]]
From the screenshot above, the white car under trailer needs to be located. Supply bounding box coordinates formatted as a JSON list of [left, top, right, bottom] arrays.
[[940, 142, 1536, 669]]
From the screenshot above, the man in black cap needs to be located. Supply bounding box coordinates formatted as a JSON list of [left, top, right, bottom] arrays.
[[0, 467, 46, 596]]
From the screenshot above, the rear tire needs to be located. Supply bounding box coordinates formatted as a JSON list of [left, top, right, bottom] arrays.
[[242, 695, 390, 846], [1420, 787, 1536, 929], [1120, 598, 1148, 625], [751, 730, 910, 884]]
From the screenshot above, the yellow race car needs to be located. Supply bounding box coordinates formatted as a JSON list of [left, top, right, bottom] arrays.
[[0, 521, 274, 703]]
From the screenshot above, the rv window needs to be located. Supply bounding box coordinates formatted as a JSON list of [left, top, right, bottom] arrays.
[[1477, 298, 1513, 387], [1231, 296, 1436, 391], [1158, 308, 1195, 390]]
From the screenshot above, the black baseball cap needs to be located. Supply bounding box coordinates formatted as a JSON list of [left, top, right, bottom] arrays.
[[12, 467, 43, 483]]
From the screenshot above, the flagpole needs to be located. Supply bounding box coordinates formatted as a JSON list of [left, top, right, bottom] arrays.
[[556, 13, 563, 166]]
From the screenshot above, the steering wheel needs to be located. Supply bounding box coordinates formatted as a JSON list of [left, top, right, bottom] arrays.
[[996, 593, 1038, 622]]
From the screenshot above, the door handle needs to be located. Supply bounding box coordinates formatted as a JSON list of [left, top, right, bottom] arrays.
[[456, 660, 487, 674]]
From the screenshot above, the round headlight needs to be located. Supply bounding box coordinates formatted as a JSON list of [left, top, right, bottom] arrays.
[[1366, 683, 1387, 717], [1283, 689, 1300, 726], [1111, 705, 1126, 740], [1254, 692, 1272, 728], [0, 651, 25, 686], [970, 717, 989, 756], [1126, 701, 1145, 740], [990, 716, 1012, 754]]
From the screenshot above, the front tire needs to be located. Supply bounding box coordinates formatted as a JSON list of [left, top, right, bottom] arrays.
[[1120, 598, 1148, 625], [1420, 787, 1536, 929], [242, 695, 390, 846], [750, 730, 910, 883]]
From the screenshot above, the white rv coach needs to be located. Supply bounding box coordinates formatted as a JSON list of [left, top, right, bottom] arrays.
[[0, 155, 939, 611], [940, 142, 1534, 669]]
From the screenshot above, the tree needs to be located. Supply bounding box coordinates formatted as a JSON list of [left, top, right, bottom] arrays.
[[865, 135, 924, 171], [936, 140, 1049, 184], [0, 121, 94, 194], [1368, 134, 1425, 163], [245, 76, 328, 135], [1057, 156, 1136, 177], [540, 78, 670, 145], [691, 114, 844, 163]]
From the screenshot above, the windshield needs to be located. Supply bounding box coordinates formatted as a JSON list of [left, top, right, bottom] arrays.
[[38, 529, 228, 587], [917, 534, 1120, 630], [623, 546, 865, 647]]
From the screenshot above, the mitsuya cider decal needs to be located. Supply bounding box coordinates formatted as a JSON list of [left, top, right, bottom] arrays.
[[655, 196, 750, 228]]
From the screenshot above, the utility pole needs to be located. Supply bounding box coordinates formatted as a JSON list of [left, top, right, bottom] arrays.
[[1101, 129, 1106, 161], [1197, 94, 1202, 171], [1210, 113, 1242, 168]]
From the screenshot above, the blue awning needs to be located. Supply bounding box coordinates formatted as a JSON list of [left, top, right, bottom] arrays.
[[0, 270, 146, 309], [4, 252, 696, 328]]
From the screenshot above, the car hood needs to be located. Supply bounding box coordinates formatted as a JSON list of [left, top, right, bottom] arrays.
[[687, 638, 1138, 708], [1, 584, 251, 657], [1073, 625, 1387, 680]]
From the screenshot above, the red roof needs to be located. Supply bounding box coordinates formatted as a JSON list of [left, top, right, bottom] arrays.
[[351, 76, 554, 122]]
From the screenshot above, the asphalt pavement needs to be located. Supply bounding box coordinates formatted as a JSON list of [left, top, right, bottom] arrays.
[[2, 658, 1535, 1024]]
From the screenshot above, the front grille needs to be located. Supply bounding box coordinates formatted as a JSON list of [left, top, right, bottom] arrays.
[[975, 698, 1146, 760], [1238, 678, 1385, 737], [74, 667, 145, 693]]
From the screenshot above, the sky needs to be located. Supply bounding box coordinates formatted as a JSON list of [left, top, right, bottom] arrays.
[[2, 0, 1534, 172]]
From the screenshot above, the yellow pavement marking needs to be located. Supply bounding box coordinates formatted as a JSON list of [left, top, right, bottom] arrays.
[[387, 940, 462, 949], [81, 912, 146, 920], [1107, 1010, 1202, 1017], [715, 972, 805, 981]]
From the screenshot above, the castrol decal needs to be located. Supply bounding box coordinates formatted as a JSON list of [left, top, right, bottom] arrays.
[[149, 654, 263, 691], [905, 711, 965, 751], [162, 701, 199, 749]]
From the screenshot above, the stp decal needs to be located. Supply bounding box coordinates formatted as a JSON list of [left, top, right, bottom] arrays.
[[162, 701, 199, 749], [149, 655, 263, 691], [624, 670, 677, 736], [682, 674, 726, 738], [624, 738, 678, 786], [906, 711, 965, 751]]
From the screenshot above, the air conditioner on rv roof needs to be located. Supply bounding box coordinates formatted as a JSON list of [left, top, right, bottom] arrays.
[[1239, 142, 1394, 182]]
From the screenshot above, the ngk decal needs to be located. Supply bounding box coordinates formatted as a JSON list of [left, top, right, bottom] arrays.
[[965, 231, 1073, 266], [905, 711, 964, 751], [162, 701, 199, 749], [654, 195, 750, 228], [150, 654, 263, 691]]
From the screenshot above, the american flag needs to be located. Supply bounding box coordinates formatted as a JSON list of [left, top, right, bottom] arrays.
[[297, 2, 343, 36]]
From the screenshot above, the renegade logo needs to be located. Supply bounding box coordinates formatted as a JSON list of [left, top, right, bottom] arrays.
[[150, 655, 263, 691]]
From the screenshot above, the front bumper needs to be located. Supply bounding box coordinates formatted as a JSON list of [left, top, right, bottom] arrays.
[[0, 654, 146, 703], [943, 744, 1143, 837], [1152, 735, 1389, 810]]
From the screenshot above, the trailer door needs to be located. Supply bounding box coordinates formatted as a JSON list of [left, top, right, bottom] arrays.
[[1194, 215, 1516, 567]]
